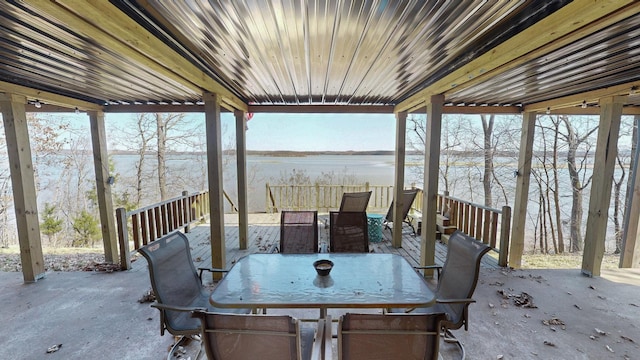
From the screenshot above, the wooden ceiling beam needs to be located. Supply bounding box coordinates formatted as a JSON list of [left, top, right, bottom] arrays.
[[395, 0, 640, 113], [525, 81, 640, 112], [0, 81, 103, 111], [25, 0, 248, 112]]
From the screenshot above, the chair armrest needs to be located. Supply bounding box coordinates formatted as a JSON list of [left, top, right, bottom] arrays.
[[150, 302, 207, 313], [321, 315, 333, 360], [413, 265, 442, 270], [436, 298, 476, 305], [197, 267, 229, 281], [310, 318, 325, 360], [414, 265, 443, 278]]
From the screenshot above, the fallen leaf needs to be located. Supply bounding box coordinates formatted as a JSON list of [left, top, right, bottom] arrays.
[[514, 292, 537, 308], [542, 318, 565, 326], [46, 344, 62, 353], [594, 328, 607, 336], [620, 335, 635, 343]]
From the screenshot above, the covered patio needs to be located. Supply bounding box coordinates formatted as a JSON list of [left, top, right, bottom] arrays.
[[2, 1, 640, 359], [1, 215, 638, 359], [1, 1, 640, 284]]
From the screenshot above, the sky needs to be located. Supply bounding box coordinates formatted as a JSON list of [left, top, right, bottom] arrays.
[[242, 113, 397, 151], [38, 111, 399, 152]]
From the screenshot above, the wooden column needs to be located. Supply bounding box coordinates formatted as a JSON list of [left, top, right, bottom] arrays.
[[235, 110, 248, 250], [392, 111, 407, 248], [509, 111, 536, 268], [89, 111, 118, 263], [204, 92, 226, 275], [582, 96, 623, 276], [0, 93, 45, 282], [419, 94, 444, 273], [620, 115, 640, 268]]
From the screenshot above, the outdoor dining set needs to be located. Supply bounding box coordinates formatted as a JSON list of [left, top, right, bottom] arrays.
[[137, 191, 491, 360]]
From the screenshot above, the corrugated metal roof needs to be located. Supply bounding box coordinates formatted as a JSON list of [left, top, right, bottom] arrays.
[[119, 0, 564, 105], [0, 0, 637, 110], [447, 11, 640, 107]]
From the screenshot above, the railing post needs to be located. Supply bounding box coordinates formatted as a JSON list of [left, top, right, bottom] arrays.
[[182, 191, 192, 233], [115, 207, 131, 270], [499, 205, 512, 267]]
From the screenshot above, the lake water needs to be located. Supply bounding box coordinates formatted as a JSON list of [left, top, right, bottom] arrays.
[[3, 152, 623, 252]]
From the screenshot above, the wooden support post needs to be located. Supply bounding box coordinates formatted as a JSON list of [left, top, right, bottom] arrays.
[[509, 111, 536, 268], [235, 110, 249, 250], [115, 207, 131, 270], [182, 190, 191, 232], [204, 92, 226, 277], [420, 94, 444, 276], [499, 206, 511, 267], [0, 93, 45, 283], [89, 111, 118, 264], [582, 96, 623, 276], [392, 111, 407, 248], [620, 114, 640, 268]]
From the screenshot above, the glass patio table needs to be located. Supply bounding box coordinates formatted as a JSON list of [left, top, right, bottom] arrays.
[[210, 253, 435, 317]]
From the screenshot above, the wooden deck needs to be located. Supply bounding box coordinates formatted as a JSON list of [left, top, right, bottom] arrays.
[[185, 213, 500, 271]]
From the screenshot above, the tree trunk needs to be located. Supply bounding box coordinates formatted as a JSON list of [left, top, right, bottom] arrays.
[[564, 119, 584, 252], [551, 118, 564, 253], [613, 157, 624, 254], [156, 113, 167, 201], [481, 115, 494, 207]]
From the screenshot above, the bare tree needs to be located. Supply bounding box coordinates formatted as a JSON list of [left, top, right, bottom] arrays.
[[558, 115, 598, 252], [612, 116, 634, 253], [480, 114, 494, 207], [612, 154, 626, 253]]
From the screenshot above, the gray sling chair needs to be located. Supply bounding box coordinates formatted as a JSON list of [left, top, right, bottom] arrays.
[[277, 210, 319, 253], [138, 231, 250, 359], [329, 211, 369, 253], [192, 311, 326, 360], [383, 188, 418, 234], [333, 312, 447, 360], [387, 230, 491, 360], [339, 191, 372, 212]]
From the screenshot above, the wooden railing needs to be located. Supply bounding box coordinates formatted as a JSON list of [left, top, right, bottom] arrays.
[[433, 192, 511, 267], [265, 182, 394, 213], [115, 190, 210, 270], [266, 183, 510, 266]]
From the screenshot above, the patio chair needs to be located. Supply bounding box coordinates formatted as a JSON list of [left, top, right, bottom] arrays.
[[339, 191, 372, 212], [191, 311, 326, 360], [138, 232, 250, 358], [335, 312, 447, 360], [383, 188, 418, 234], [276, 210, 319, 253], [329, 211, 369, 252], [387, 230, 491, 359]]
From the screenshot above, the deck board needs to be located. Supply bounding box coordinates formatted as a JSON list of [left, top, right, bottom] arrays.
[[186, 213, 499, 271]]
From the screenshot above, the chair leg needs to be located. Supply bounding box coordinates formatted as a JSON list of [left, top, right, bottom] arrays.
[[167, 335, 203, 360], [442, 329, 466, 360]]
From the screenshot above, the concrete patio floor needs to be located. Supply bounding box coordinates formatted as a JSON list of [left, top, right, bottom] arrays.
[[1, 214, 639, 359]]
